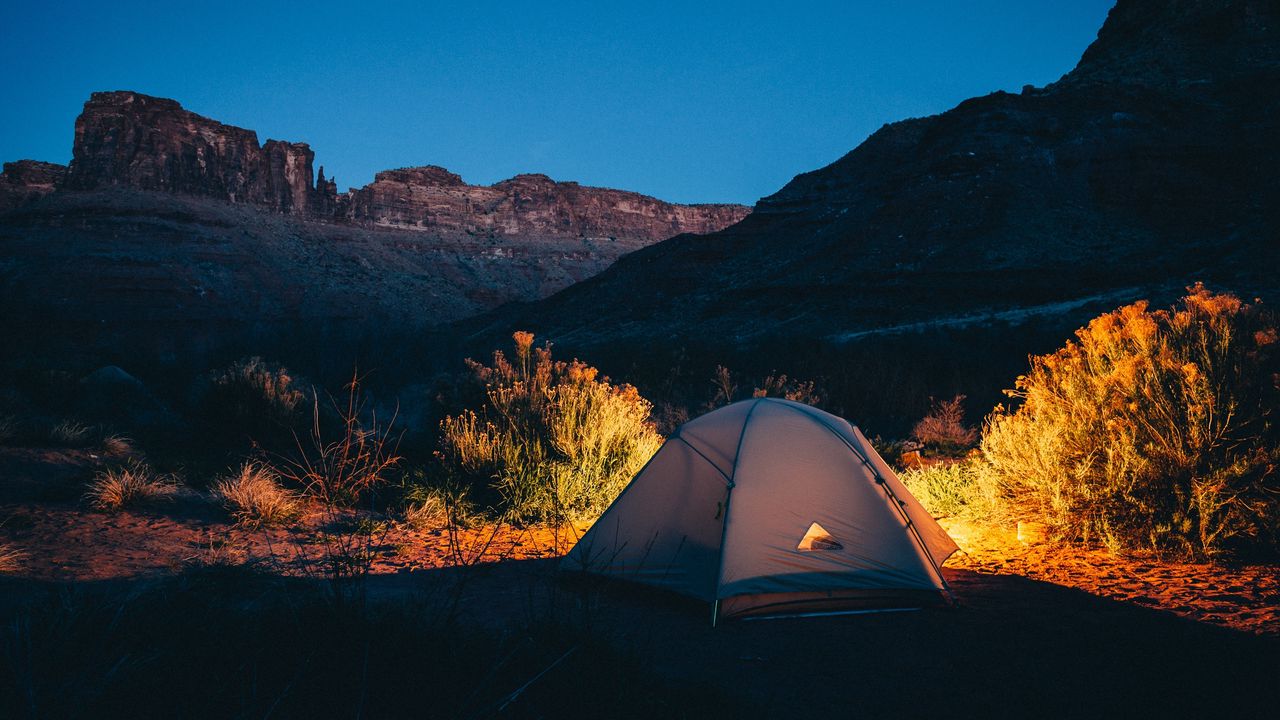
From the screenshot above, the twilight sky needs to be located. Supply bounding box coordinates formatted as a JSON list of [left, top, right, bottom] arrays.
[[0, 1, 1114, 205]]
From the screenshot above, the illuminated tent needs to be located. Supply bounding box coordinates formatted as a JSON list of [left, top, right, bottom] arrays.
[[562, 398, 958, 623]]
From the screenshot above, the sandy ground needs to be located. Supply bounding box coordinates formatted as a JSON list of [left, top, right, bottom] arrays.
[[1, 446, 1276, 637], [2, 446, 1278, 716]]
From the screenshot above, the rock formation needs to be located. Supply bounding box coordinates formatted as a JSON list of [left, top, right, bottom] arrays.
[[0, 160, 67, 212], [37, 90, 748, 238], [344, 166, 749, 242]]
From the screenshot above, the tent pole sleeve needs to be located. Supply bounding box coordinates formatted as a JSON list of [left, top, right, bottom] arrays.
[[708, 399, 763, 626]]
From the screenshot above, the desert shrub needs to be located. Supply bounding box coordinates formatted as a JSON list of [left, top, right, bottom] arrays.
[[85, 461, 179, 511], [980, 285, 1280, 557], [198, 357, 306, 448], [911, 395, 978, 455], [273, 371, 401, 507], [436, 332, 662, 524], [211, 462, 300, 527], [48, 419, 95, 447]]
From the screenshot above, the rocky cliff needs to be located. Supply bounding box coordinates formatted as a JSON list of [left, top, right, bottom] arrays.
[[64, 91, 325, 215], [50, 90, 748, 238], [0, 160, 67, 212], [345, 166, 748, 242], [0, 92, 748, 376]]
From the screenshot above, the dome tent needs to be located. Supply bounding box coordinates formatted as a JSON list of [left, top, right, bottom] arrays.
[[562, 398, 959, 623]]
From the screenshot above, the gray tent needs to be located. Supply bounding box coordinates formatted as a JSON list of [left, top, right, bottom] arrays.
[[562, 398, 958, 623]]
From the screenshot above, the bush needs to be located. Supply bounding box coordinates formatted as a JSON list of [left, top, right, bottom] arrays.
[[198, 357, 306, 448], [436, 332, 662, 524], [980, 285, 1280, 557], [911, 395, 977, 454], [211, 462, 301, 527], [85, 461, 179, 511]]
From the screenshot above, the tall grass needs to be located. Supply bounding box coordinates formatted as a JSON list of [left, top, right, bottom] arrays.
[[272, 370, 402, 507], [436, 332, 662, 524], [979, 285, 1280, 557]]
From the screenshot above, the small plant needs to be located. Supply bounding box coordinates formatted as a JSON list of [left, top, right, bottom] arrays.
[[401, 491, 449, 530], [211, 462, 301, 527], [436, 332, 662, 524], [752, 373, 823, 405], [707, 365, 738, 408], [49, 420, 95, 447], [97, 434, 135, 458], [199, 357, 306, 449], [85, 461, 178, 511], [911, 395, 978, 455], [274, 370, 402, 507]]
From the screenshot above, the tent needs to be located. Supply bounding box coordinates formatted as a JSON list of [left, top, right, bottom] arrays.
[[562, 398, 959, 623]]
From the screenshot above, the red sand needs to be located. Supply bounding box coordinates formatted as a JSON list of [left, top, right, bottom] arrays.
[[1, 447, 1276, 636]]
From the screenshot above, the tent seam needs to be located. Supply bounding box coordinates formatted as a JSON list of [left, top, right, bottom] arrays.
[[710, 398, 764, 624]]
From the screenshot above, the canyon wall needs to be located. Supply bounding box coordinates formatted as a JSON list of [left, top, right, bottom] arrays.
[[37, 90, 749, 240]]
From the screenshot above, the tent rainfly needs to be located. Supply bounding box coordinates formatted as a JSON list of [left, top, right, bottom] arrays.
[[562, 398, 959, 623]]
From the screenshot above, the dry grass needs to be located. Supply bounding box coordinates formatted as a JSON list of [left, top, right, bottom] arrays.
[[84, 461, 178, 511], [274, 370, 402, 507], [402, 493, 449, 530], [49, 420, 95, 447], [0, 543, 25, 573], [211, 462, 301, 527], [97, 434, 135, 458]]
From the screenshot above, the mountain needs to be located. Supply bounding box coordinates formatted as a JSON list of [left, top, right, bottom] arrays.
[[0, 92, 748, 373], [468, 0, 1279, 360]]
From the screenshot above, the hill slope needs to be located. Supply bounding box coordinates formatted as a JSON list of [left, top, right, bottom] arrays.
[[469, 0, 1279, 353]]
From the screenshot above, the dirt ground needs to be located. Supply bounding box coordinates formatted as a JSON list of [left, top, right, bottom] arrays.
[[2, 446, 1278, 716]]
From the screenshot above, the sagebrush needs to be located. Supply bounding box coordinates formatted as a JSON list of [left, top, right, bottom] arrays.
[[436, 332, 662, 524], [980, 285, 1280, 556]]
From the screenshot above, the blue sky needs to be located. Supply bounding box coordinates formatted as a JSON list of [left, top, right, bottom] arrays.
[[0, 1, 1114, 204]]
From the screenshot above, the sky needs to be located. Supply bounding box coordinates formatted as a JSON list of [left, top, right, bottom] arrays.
[[0, 1, 1115, 205]]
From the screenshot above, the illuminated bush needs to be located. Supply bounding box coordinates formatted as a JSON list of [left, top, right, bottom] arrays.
[[436, 332, 662, 524], [980, 285, 1280, 556]]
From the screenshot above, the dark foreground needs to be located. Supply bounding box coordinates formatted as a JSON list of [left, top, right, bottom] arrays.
[[2, 558, 1276, 719]]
